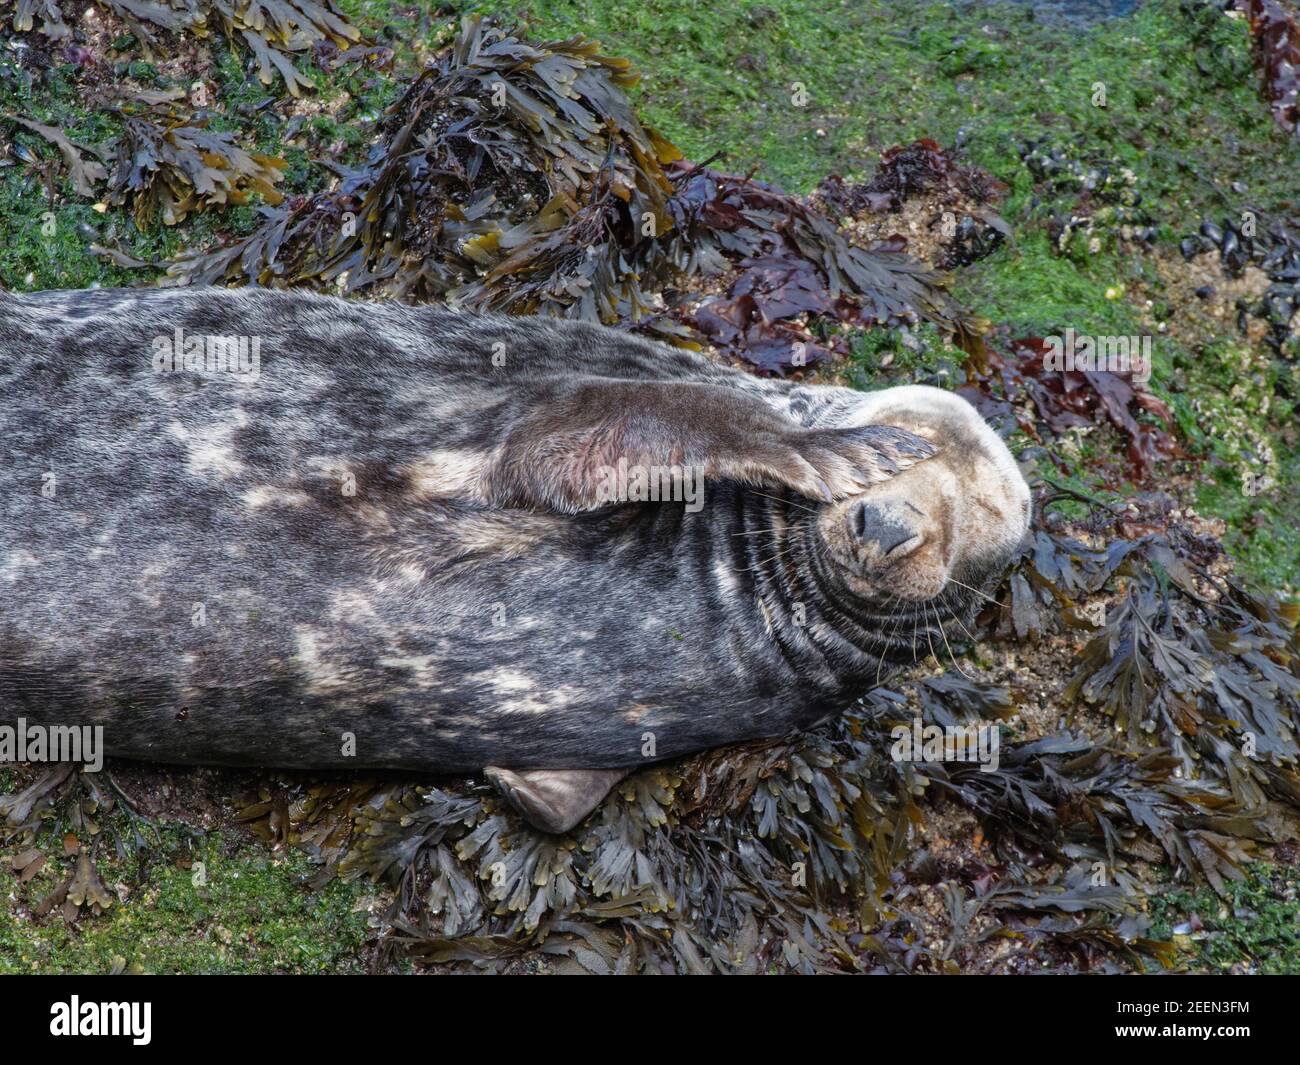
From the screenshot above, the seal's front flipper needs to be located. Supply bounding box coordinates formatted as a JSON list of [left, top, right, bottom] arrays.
[[485, 379, 939, 513], [484, 766, 629, 834]]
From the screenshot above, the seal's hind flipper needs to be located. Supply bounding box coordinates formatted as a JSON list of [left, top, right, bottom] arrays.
[[484, 766, 629, 834]]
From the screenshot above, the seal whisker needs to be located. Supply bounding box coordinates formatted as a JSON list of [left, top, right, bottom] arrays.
[[945, 602, 981, 648], [931, 602, 976, 680], [734, 545, 796, 575], [944, 577, 999, 605], [744, 488, 819, 514], [874, 594, 907, 686], [871, 595, 894, 684], [921, 603, 940, 667]]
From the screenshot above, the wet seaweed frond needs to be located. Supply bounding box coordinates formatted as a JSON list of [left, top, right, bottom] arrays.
[[970, 336, 1179, 481], [664, 159, 976, 370], [4, 100, 287, 226], [6, 115, 109, 197], [5, 0, 362, 95], [162, 16, 678, 302], [107, 109, 287, 226], [159, 16, 971, 371], [997, 512, 1300, 805], [1, 766, 160, 922]]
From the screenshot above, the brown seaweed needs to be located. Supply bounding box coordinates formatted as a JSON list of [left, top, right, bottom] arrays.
[[108, 111, 287, 226], [6, 0, 362, 95], [161, 16, 973, 373]]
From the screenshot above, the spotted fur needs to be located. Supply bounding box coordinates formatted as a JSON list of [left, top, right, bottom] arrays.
[[0, 287, 1028, 778]]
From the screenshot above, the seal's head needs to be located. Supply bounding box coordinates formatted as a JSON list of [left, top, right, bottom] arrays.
[[816, 386, 1030, 606]]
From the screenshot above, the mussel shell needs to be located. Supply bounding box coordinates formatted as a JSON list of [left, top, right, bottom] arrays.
[[1265, 293, 1295, 324], [1220, 229, 1241, 261], [1261, 247, 1288, 271]]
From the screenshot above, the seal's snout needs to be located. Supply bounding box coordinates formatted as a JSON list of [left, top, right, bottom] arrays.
[[849, 501, 922, 561], [813, 385, 1030, 607]]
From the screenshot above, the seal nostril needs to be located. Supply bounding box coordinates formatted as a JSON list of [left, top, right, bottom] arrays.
[[852, 501, 869, 540], [850, 502, 917, 557], [881, 530, 915, 555]]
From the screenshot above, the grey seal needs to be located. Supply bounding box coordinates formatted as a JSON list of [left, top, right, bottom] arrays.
[[0, 287, 1029, 831]]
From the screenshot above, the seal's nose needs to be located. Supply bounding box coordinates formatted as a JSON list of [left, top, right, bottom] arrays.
[[851, 502, 918, 558]]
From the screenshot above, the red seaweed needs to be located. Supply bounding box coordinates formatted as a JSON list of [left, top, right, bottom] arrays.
[[1235, 0, 1300, 135]]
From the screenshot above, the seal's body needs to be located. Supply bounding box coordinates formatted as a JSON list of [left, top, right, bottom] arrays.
[[1, 287, 1029, 830]]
